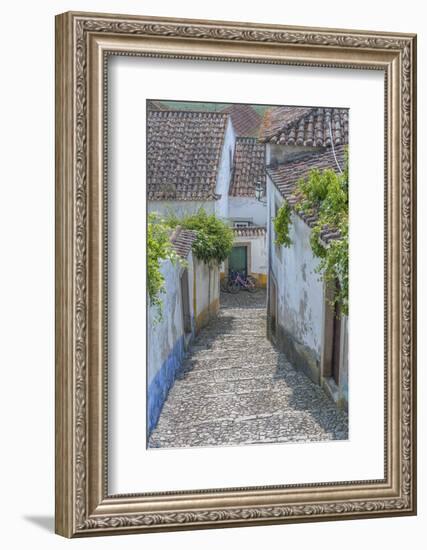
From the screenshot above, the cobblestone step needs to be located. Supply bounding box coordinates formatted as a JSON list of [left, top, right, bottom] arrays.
[[171, 375, 290, 396], [149, 409, 347, 448], [181, 353, 281, 370], [177, 360, 291, 384], [148, 290, 348, 449], [158, 384, 344, 425]]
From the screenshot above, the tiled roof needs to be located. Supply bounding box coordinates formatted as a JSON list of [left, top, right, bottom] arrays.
[[221, 104, 262, 137], [147, 111, 229, 200], [259, 106, 349, 147], [267, 145, 346, 243], [229, 137, 266, 197], [170, 227, 197, 258], [233, 225, 266, 237]]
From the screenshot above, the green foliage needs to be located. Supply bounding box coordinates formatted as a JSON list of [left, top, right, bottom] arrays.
[[273, 202, 292, 247], [166, 209, 234, 265], [147, 213, 182, 321], [147, 209, 233, 321], [271, 149, 349, 315], [296, 149, 349, 315]]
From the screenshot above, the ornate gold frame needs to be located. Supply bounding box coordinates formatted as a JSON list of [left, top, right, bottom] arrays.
[[55, 11, 417, 537]]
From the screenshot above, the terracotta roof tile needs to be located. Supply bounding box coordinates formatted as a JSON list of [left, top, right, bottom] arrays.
[[229, 137, 266, 197], [170, 227, 197, 258], [147, 111, 229, 201], [259, 106, 349, 147], [221, 104, 262, 137], [233, 225, 266, 237], [267, 145, 346, 243]]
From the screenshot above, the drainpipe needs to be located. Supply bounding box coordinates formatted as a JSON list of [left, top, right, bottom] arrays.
[[266, 178, 272, 339], [329, 121, 343, 174]]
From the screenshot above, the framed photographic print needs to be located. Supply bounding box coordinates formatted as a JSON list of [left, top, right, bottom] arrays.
[[55, 11, 417, 537]]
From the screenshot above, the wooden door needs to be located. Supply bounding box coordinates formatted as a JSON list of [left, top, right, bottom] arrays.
[[180, 269, 191, 334], [229, 245, 247, 276], [331, 287, 341, 385], [270, 278, 277, 336]]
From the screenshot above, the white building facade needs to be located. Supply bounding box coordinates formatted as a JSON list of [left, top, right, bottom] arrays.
[[261, 106, 349, 410], [147, 110, 236, 222], [147, 228, 219, 434], [226, 226, 268, 287], [225, 137, 268, 287]]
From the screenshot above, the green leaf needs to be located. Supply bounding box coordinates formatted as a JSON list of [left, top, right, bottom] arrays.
[[294, 147, 349, 316], [273, 202, 292, 247]]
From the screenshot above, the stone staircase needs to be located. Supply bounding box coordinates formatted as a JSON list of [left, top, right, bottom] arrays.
[[148, 290, 348, 449]]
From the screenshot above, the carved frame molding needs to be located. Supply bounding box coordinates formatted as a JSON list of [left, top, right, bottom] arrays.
[[55, 11, 416, 537]]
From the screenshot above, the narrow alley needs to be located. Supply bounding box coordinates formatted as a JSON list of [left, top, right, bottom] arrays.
[[148, 290, 348, 449]]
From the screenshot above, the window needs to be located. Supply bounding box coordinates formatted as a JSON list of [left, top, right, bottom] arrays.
[[234, 221, 251, 228]]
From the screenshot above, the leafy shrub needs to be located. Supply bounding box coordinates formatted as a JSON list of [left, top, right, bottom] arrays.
[[273, 202, 292, 247], [147, 213, 182, 321], [272, 148, 349, 315], [166, 209, 234, 265], [147, 209, 233, 320]]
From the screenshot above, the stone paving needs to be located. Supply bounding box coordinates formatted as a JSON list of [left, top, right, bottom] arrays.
[[148, 289, 348, 449]]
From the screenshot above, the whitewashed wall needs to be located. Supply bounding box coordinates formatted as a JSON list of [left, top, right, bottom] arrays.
[[147, 254, 195, 433], [267, 175, 324, 383], [194, 260, 220, 331], [147, 259, 188, 387], [147, 200, 215, 219], [147, 252, 220, 432], [228, 196, 267, 226], [214, 118, 235, 220]]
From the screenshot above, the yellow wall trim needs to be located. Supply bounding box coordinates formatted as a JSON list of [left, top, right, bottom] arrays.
[[195, 298, 220, 333], [251, 272, 267, 288]]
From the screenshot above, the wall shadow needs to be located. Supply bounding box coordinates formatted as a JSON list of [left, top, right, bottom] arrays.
[[273, 355, 349, 440], [219, 289, 267, 310]]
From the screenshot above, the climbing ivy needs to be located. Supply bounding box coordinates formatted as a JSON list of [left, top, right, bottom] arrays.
[[166, 209, 234, 265], [147, 209, 233, 320], [147, 213, 183, 321], [272, 149, 349, 315], [273, 202, 292, 247]]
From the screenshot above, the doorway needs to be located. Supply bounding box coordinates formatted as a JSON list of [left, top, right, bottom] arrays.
[[331, 297, 341, 385], [180, 268, 192, 335], [322, 279, 342, 387], [229, 245, 248, 276], [270, 277, 277, 338]]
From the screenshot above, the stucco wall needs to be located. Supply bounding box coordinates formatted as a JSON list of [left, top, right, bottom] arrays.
[[193, 259, 220, 332], [214, 118, 235, 220], [339, 316, 349, 406], [148, 200, 215, 219], [228, 196, 267, 227], [147, 253, 220, 433], [279, 213, 324, 352], [147, 254, 195, 434], [267, 175, 324, 383], [267, 174, 348, 408]]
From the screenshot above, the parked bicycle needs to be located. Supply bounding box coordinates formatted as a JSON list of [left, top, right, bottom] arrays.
[[223, 270, 258, 293]]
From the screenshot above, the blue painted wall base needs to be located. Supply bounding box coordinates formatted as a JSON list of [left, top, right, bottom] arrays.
[[147, 336, 185, 436]]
